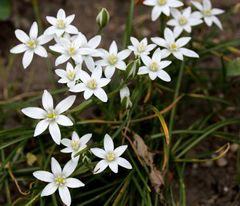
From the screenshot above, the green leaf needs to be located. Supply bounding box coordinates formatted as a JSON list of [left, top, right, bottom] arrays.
[[226, 57, 240, 77], [0, 0, 11, 21]]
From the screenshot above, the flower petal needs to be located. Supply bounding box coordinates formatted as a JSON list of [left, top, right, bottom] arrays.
[[90, 148, 106, 159], [94, 88, 108, 102], [58, 186, 71, 206], [117, 157, 132, 169], [114, 145, 128, 157], [79, 133, 92, 145], [42, 90, 54, 111], [21, 107, 46, 119], [104, 134, 114, 152], [33, 171, 54, 182], [29, 22, 38, 39], [15, 29, 29, 43], [10, 44, 27, 54], [51, 157, 62, 175], [22, 50, 34, 69], [56, 115, 73, 126], [66, 178, 85, 188], [108, 161, 118, 173], [93, 160, 108, 174], [41, 182, 58, 197], [109, 41, 118, 54], [34, 46, 48, 57], [63, 158, 78, 177], [49, 122, 61, 145], [34, 119, 49, 136], [55, 95, 76, 114]]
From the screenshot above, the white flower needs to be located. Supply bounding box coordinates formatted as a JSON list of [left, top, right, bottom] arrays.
[[167, 7, 203, 36], [191, 0, 224, 29], [143, 0, 183, 21], [10, 22, 51, 69], [96, 41, 131, 78], [120, 85, 132, 109], [49, 35, 91, 66], [61, 131, 92, 159], [21, 90, 76, 144], [55, 62, 81, 88], [138, 48, 171, 81], [33, 157, 84, 206], [45, 8, 78, 37], [90, 134, 132, 174], [128, 37, 156, 59], [69, 67, 110, 102], [77, 32, 102, 71], [151, 28, 199, 60]]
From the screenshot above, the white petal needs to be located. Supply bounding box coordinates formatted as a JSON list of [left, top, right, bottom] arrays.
[[92, 67, 102, 79], [151, 37, 167, 48], [33, 171, 54, 182], [88, 35, 101, 48], [84, 56, 95, 71], [149, 72, 157, 80], [141, 55, 151, 66], [152, 6, 161, 21], [159, 60, 172, 69], [108, 161, 118, 173], [79, 70, 91, 84], [94, 88, 108, 102], [115, 61, 126, 71], [41, 182, 58, 197], [152, 48, 161, 62], [49, 122, 61, 145], [160, 49, 171, 59], [58, 186, 71, 206], [65, 14, 75, 25], [83, 90, 93, 100], [79, 133, 92, 145], [104, 134, 114, 152], [66, 178, 84, 188], [57, 8, 66, 19], [191, 1, 203, 11], [51, 157, 62, 175], [98, 78, 110, 87], [34, 119, 49, 136], [15, 29, 29, 43], [44, 26, 57, 36], [93, 160, 108, 174], [158, 70, 171, 82], [212, 16, 223, 30], [65, 25, 78, 34], [55, 54, 70, 66], [164, 28, 175, 43], [180, 48, 199, 58], [211, 8, 224, 15], [55, 95, 76, 114], [69, 83, 86, 93], [29, 22, 38, 39], [42, 90, 54, 111], [61, 138, 71, 147], [46, 16, 57, 25], [104, 66, 115, 79], [57, 115, 73, 126], [176, 37, 191, 47], [118, 49, 131, 60], [61, 148, 72, 153], [137, 66, 148, 75], [21, 107, 46, 119], [22, 50, 34, 69], [109, 41, 118, 54], [34, 46, 48, 57], [10, 44, 27, 54], [117, 157, 132, 169], [172, 51, 184, 60], [63, 158, 78, 177], [114, 145, 128, 157], [90, 148, 106, 159]]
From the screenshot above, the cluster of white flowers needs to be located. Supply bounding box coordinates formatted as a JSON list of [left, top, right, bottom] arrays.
[[11, 1, 224, 205]]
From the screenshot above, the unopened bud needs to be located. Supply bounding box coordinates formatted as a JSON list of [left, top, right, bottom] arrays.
[[96, 8, 110, 30]]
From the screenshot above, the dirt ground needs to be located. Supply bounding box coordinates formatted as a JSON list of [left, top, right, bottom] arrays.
[[0, 0, 240, 205]]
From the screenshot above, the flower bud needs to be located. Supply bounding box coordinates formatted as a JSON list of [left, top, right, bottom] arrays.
[[96, 8, 110, 30], [120, 86, 132, 109]]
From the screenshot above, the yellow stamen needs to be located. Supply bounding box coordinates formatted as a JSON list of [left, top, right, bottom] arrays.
[[158, 0, 166, 5], [169, 42, 178, 51], [137, 42, 146, 53], [106, 152, 115, 161], [107, 54, 118, 65], [87, 79, 97, 89], [47, 112, 57, 120], [71, 140, 80, 151], [68, 47, 76, 56], [57, 19, 65, 29], [179, 16, 188, 25], [27, 40, 37, 49], [55, 176, 65, 186], [149, 61, 159, 72], [203, 9, 212, 17], [67, 71, 76, 81]]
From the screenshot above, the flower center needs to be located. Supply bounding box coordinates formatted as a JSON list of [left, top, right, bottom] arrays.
[[47, 112, 57, 120], [86, 79, 97, 89], [137, 42, 146, 53], [106, 152, 115, 161], [169, 42, 178, 51], [55, 175, 66, 186], [68, 47, 76, 56], [158, 0, 167, 6], [71, 140, 80, 151], [57, 19, 65, 29], [178, 16, 188, 25], [67, 71, 76, 81], [203, 9, 212, 17], [149, 61, 159, 72], [27, 39, 37, 49], [107, 54, 118, 65]]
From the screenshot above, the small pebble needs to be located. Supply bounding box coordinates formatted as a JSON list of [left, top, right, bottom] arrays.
[[216, 157, 228, 167]]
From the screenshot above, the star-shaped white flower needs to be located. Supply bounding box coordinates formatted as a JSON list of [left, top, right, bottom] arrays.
[[128, 37, 156, 59], [90, 134, 132, 174], [69, 66, 110, 102], [10, 22, 51, 69], [21, 90, 76, 144], [45, 8, 78, 37], [191, 0, 224, 29], [138, 48, 171, 81], [77, 32, 102, 71], [33, 157, 84, 206], [167, 7, 203, 36], [55, 62, 81, 88], [49, 35, 91, 66], [143, 0, 184, 21], [61, 131, 92, 159], [151, 28, 199, 60], [96, 41, 131, 78]]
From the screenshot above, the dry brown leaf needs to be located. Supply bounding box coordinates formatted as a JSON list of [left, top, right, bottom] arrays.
[[149, 166, 164, 193]]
